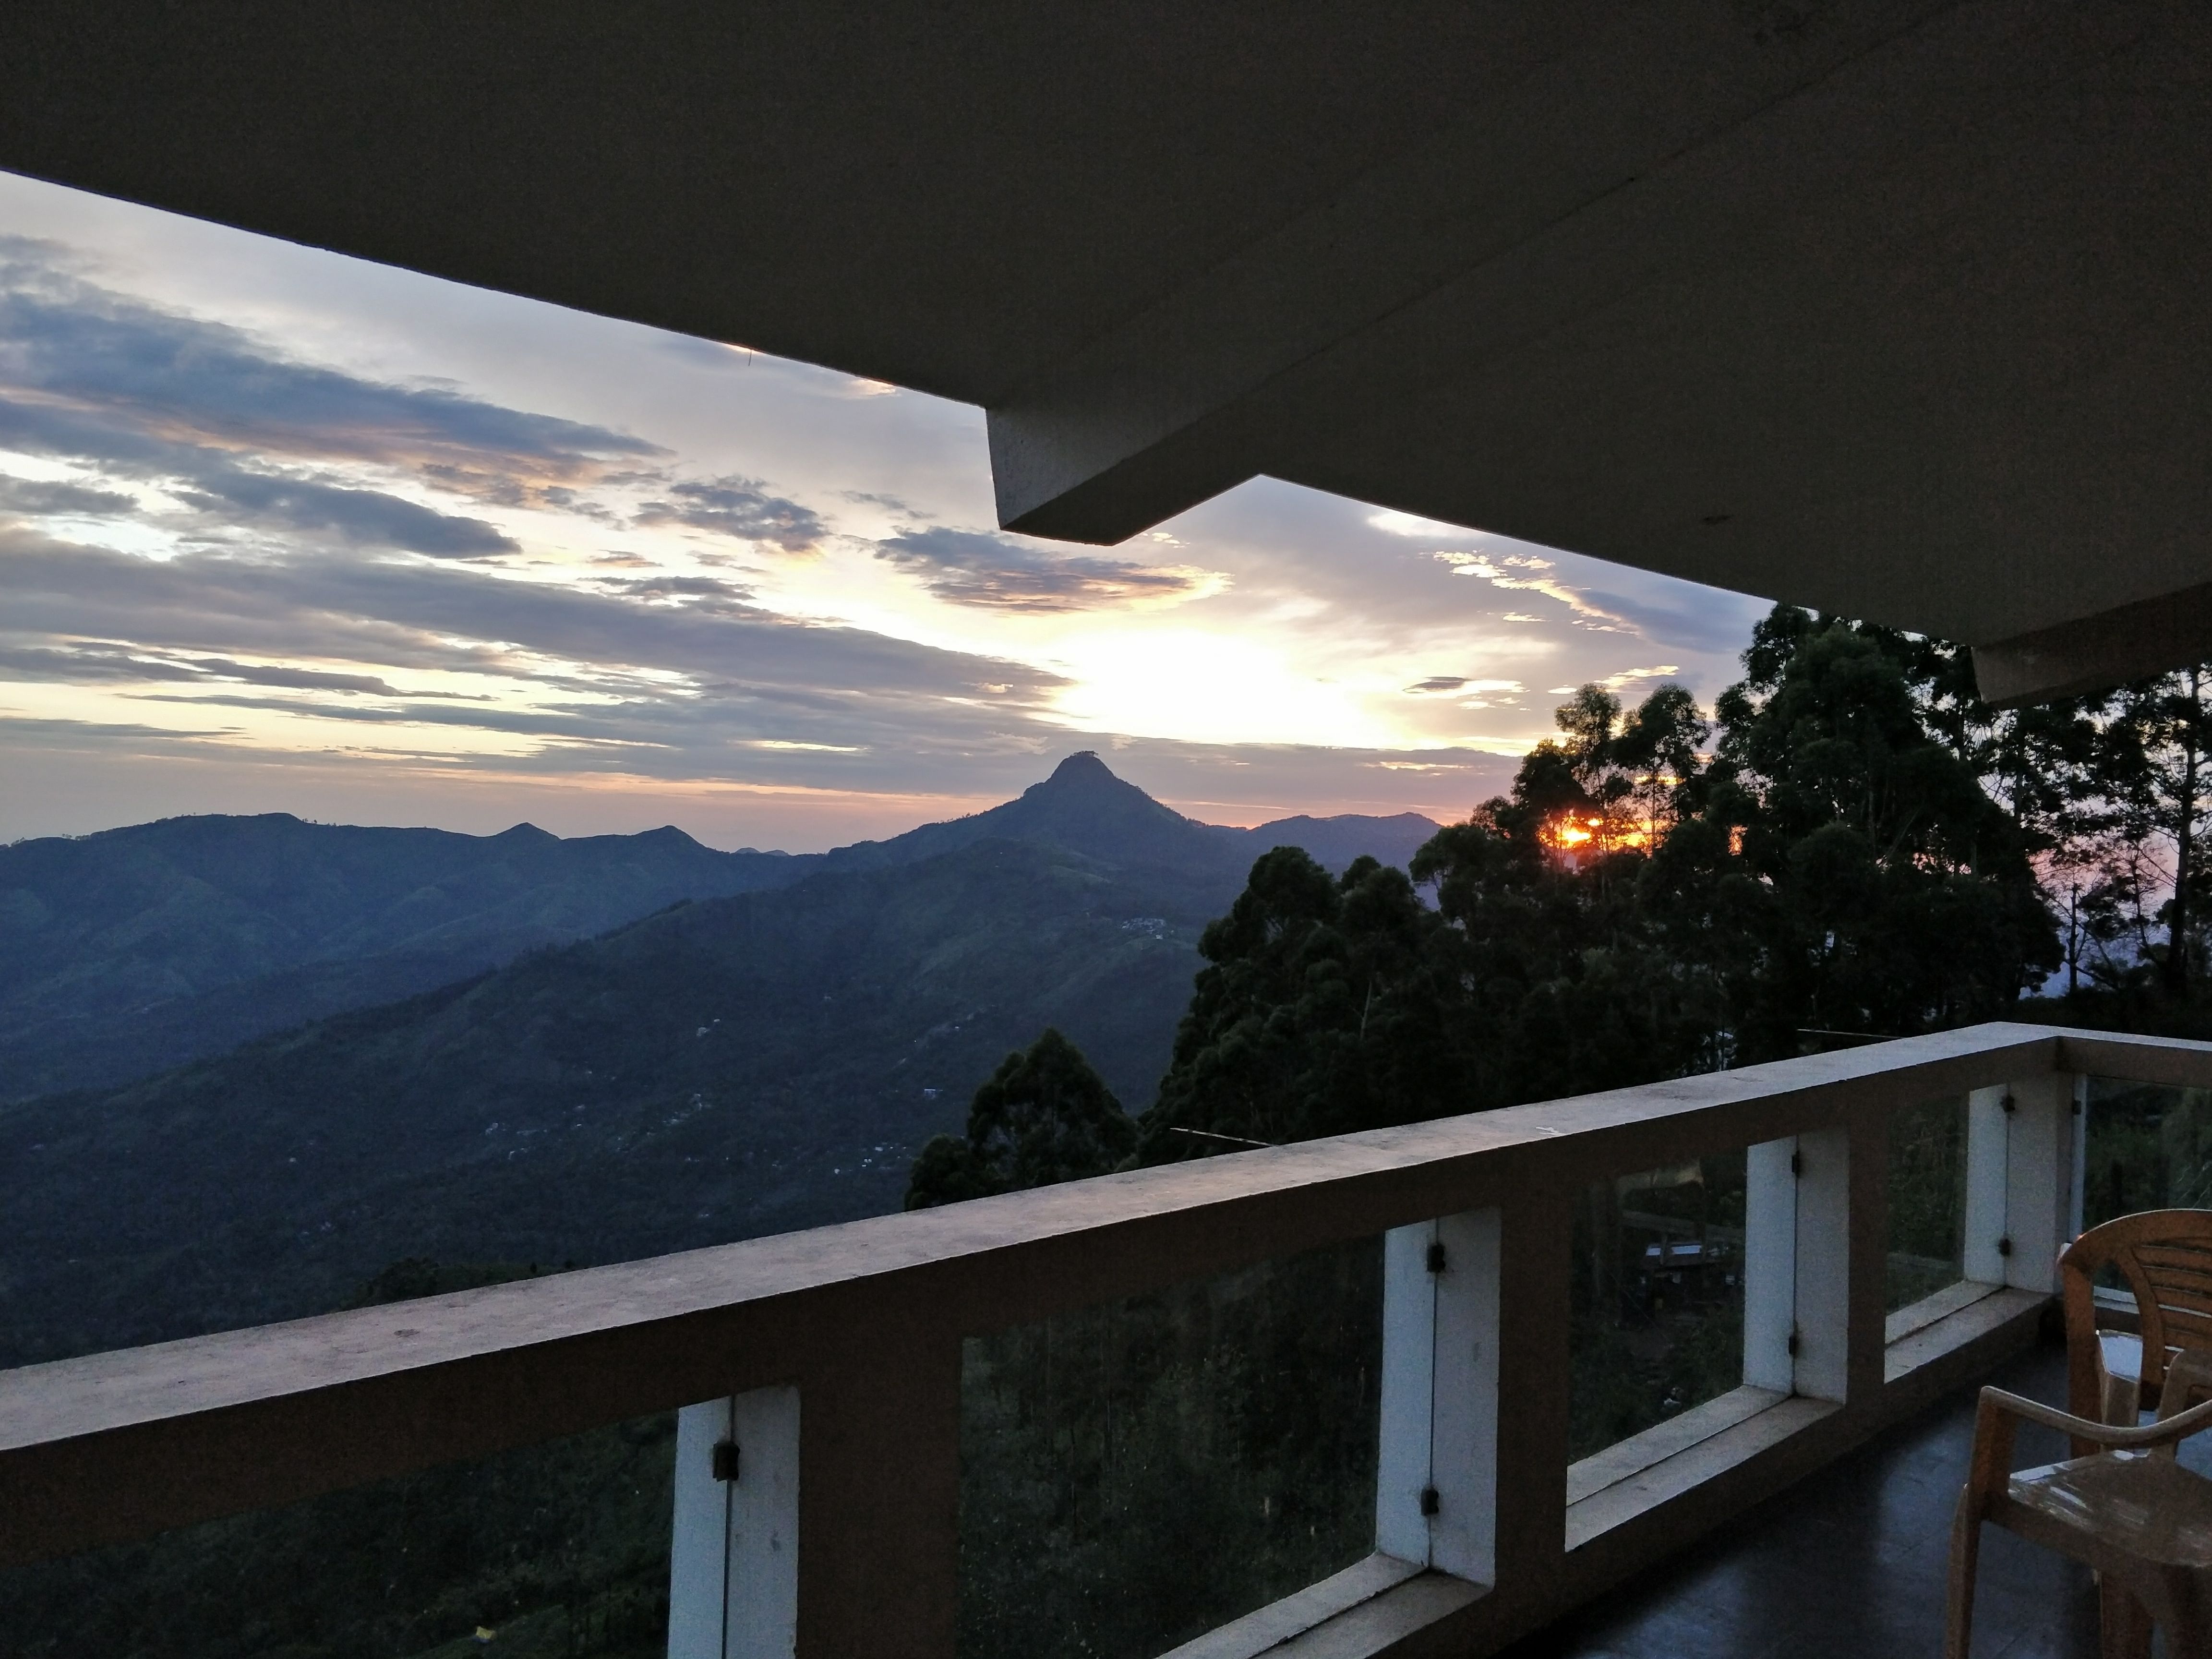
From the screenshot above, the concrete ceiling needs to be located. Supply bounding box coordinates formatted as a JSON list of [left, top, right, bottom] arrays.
[[1, 1, 2205, 701]]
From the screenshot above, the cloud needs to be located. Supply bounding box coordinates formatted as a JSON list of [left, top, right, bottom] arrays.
[[0, 713, 238, 746], [0, 213, 1767, 837], [0, 643, 211, 684], [876, 527, 1213, 613], [1405, 676, 1524, 696], [1430, 549, 1629, 626], [1571, 583, 1769, 654], [633, 477, 825, 552], [581, 574, 759, 608], [0, 525, 1076, 780], [0, 528, 1055, 697], [176, 468, 518, 556], [184, 658, 412, 694], [838, 489, 919, 513], [0, 475, 136, 517], [0, 238, 662, 491], [1367, 509, 1483, 541], [0, 639, 471, 697]]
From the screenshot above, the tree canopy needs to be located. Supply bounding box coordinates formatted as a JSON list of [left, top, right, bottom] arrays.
[[1667, 609, 2058, 1058], [911, 604, 2212, 1193], [1138, 606, 2063, 1160], [906, 1028, 1136, 1207], [1135, 851, 1470, 1160]]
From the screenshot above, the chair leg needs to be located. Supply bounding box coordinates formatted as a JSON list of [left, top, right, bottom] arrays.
[[2155, 1568, 2212, 1659], [1945, 1489, 1982, 1659], [2169, 1607, 2210, 1658], [2100, 1578, 2154, 1659]]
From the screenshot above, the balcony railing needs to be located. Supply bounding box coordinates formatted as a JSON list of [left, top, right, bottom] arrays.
[[6, 1022, 2211, 1657]]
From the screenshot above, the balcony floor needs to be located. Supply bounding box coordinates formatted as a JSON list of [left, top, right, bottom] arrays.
[[1504, 1337, 2141, 1659]]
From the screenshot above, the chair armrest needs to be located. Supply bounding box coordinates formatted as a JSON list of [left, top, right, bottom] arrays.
[[1977, 1384, 2212, 1450]]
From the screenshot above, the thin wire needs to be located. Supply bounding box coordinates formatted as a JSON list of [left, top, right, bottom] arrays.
[[719, 1395, 734, 1659], [1167, 1126, 1276, 1148]]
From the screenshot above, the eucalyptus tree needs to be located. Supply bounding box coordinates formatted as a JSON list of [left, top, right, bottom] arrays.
[[1667, 607, 2058, 1058], [905, 1028, 1135, 1207]]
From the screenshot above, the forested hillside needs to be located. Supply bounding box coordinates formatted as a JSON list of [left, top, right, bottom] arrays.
[[0, 815, 811, 1097], [0, 760, 1436, 1100], [0, 754, 1437, 1368], [0, 838, 1207, 1366]]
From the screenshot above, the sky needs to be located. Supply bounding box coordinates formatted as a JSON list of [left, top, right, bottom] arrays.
[[0, 169, 1771, 852]]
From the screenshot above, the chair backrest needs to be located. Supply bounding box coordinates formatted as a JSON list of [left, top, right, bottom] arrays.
[[2060, 1208, 2212, 1419]]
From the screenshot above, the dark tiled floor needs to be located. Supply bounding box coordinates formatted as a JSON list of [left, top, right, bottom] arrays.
[[1502, 1339, 2143, 1659]]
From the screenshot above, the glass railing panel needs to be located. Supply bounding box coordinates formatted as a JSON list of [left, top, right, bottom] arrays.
[[1885, 1095, 1971, 1315], [1568, 1150, 1748, 1465], [0, 1411, 675, 1658], [2083, 1077, 2212, 1230], [957, 1235, 1382, 1659]]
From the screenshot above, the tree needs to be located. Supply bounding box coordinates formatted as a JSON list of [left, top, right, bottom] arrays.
[[1613, 684, 1711, 846], [1143, 683, 1730, 1160], [1504, 681, 1711, 855], [2081, 668, 2212, 995], [1663, 607, 2058, 1057], [1845, 619, 2212, 1000], [1138, 851, 1474, 1159], [1412, 744, 1728, 1100], [1141, 631, 2059, 1168], [905, 1029, 1135, 1208]]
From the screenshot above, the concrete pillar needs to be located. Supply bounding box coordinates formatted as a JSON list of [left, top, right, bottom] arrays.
[[795, 1326, 962, 1659], [670, 1385, 801, 1659], [1494, 1186, 1574, 1607]]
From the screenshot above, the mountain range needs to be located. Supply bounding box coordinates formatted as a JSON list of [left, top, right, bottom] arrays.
[[0, 755, 1441, 1367], [0, 757, 1437, 1099]]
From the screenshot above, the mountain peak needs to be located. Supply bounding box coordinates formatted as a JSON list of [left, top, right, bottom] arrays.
[[1028, 749, 1131, 799], [1045, 749, 1112, 782], [825, 750, 1248, 874]]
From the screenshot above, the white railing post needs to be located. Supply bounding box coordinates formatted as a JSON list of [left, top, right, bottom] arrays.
[[1378, 1210, 1501, 1584], [670, 1386, 801, 1659], [1744, 1131, 1849, 1401], [2002, 1073, 2076, 1294], [1743, 1138, 1797, 1394], [1963, 1076, 2078, 1296], [1964, 1087, 2011, 1286], [1791, 1127, 1851, 1402]]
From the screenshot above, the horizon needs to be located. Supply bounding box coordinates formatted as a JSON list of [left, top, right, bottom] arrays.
[[0, 171, 1766, 851], [5, 747, 1456, 857]]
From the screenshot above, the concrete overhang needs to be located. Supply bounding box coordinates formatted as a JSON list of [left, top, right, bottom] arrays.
[[1, 1, 2204, 703]]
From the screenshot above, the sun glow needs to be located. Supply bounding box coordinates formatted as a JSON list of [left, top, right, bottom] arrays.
[[1044, 629, 1413, 750], [1541, 810, 1655, 859]]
